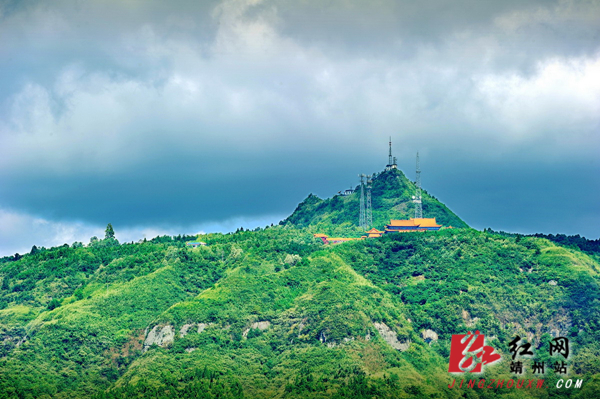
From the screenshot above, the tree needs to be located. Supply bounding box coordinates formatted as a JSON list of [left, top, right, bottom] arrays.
[[102, 223, 119, 247], [105, 223, 115, 240], [47, 298, 61, 310]]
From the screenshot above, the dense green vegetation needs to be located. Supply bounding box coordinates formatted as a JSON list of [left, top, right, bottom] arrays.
[[485, 229, 600, 261], [1, 225, 598, 398], [281, 169, 467, 236], [1, 168, 598, 398]]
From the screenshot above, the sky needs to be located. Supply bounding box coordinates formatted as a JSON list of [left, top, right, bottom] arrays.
[[0, 0, 599, 256]]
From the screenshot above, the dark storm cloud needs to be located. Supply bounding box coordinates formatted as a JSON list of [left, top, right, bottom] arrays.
[[0, 146, 358, 226], [268, 0, 600, 65], [0, 0, 599, 256]]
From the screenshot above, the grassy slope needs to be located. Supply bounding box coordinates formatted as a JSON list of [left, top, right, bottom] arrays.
[[281, 169, 467, 236], [1, 227, 599, 398]]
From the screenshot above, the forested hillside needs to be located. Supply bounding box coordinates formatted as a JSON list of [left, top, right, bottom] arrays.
[[1, 226, 599, 398]]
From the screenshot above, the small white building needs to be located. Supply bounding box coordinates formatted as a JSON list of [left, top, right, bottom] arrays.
[[186, 241, 207, 248]]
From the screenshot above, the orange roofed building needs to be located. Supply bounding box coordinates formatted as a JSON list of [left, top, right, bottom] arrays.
[[365, 228, 384, 238], [313, 219, 441, 244], [313, 234, 364, 245], [385, 218, 442, 233]]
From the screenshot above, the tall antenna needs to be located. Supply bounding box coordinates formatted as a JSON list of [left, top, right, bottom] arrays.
[[359, 174, 366, 229], [386, 137, 397, 171], [413, 152, 423, 219], [366, 175, 373, 228]]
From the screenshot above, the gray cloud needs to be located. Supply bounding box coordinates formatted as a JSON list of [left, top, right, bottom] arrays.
[[0, 0, 599, 256]]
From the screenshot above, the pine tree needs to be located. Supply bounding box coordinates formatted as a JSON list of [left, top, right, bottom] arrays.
[[103, 223, 119, 247], [105, 223, 115, 239]]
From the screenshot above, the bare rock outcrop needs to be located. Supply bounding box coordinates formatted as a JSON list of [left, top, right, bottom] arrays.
[[421, 329, 438, 344], [461, 310, 479, 327], [179, 324, 194, 337], [373, 322, 410, 351], [198, 323, 209, 333], [243, 321, 271, 338], [177, 322, 213, 338], [144, 325, 175, 351]]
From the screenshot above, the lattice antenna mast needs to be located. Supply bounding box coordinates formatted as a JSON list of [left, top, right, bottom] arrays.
[[366, 175, 373, 228], [386, 137, 398, 171], [413, 152, 423, 219], [359, 174, 366, 229]]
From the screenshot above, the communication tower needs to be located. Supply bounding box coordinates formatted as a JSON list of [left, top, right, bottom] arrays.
[[385, 137, 398, 171], [359, 174, 366, 229], [366, 175, 373, 228], [413, 152, 423, 219]]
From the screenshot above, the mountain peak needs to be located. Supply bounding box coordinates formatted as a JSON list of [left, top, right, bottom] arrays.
[[282, 167, 467, 234]]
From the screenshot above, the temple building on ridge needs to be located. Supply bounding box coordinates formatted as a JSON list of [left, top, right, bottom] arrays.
[[365, 228, 384, 238], [385, 218, 442, 233], [313, 234, 363, 245], [314, 219, 444, 245]]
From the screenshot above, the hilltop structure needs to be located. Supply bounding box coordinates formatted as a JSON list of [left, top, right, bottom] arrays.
[[186, 241, 206, 248], [366, 175, 373, 228], [413, 152, 423, 219], [282, 140, 468, 233], [385, 218, 442, 233], [385, 137, 398, 171], [314, 218, 443, 245], [359, 174, 366, 229], [365, 228, 384, 238], [313, 234, 364, 245]]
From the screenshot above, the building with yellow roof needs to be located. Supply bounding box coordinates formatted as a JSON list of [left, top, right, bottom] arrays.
[[313, 234, 364, 245], [365, 228, 384, 238], [412, 218, 442, 228], [388, 220, 418, 227], [385, 218, 442, 233], [313, 219, 442, 243]]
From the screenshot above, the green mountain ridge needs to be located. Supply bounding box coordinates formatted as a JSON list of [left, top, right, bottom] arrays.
[[282, 169, 468, 236], [0, 170, 599, 398]]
